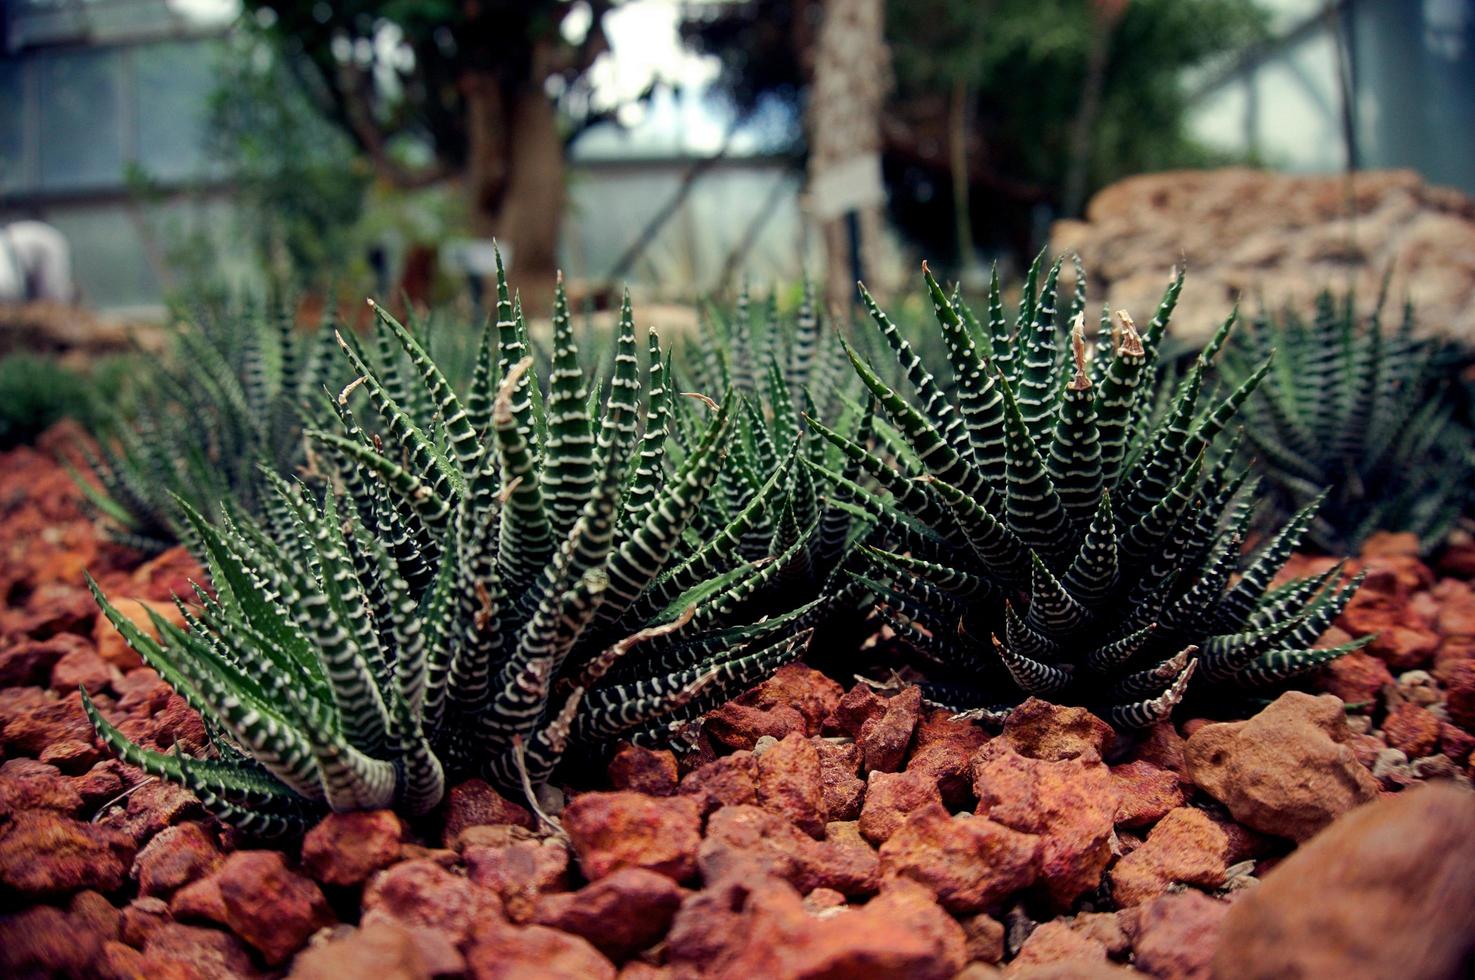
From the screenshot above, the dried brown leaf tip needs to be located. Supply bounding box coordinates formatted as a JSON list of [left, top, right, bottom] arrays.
[[1068, 313, 1092, 391], [1113, 310, 1145, 357]]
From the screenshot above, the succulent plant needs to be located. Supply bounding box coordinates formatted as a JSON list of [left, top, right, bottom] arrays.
[[1221, 288, 1475, 553], [816, 257, 1367, 727], [77, 300, 340, 553], [81, 258, 828, 838]]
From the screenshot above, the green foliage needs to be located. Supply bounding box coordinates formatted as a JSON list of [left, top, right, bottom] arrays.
[[1221, 289, 1475, 553], [83, 255, 830, 838], [828, 257, 1365, 727], [0, 353, 128, 450]]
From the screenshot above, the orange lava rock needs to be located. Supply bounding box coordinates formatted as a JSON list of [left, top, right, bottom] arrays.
[[1108, 807, 1232, 907], [133, 822, 223, 898], [678, 751, 757, 815], [1317, 649, 1394, 706], [748, 663, 846, 735], [563, 791, 703, 882], [467, 918, 617, 980], [825, 683, 887, 737], [860, 768, 944, 845], [1109, 760, 1186, 829], [698, 804, 880, 897], [1001, 698, 1115, 761], [1444, 659, 1475, 730], [301, 810, 404, 887], [857, 685, 922, 773], [465, 836, 571, 922], [533, 867, 684, 960], [704, 701, 807, 750], [362, 858, 504, 946], [755, 731, 827, 837], [1382, 702, 1443, 759], [1368, 623, 1440, 671], [1120, 889, 1232, 980], [439, 779, 535, 848], [972, 742, 1120, 908], [0, 634, 89, 687], [879, 802, 1040, 914], [290, 917, 465, 980], [1011, 920, 1110, 972], [0, 757, 84, 815], [213, 850, 334, 965], [0, 809, 135, 899], [1184, 692, 1379, 842], [814, 737, 865, 821], [92, 598, 186, 671], [608, 743, 679, 796]]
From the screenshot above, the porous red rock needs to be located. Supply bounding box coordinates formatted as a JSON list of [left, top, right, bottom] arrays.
[[962, 912, 1006, 964], [698, 804, 880, 897], [1121, 889, 1231, 980], [1381, 701, 1442, 759], [1, 689, 98, 757], [0, 895, 120, 978], [857, 685, 922, 773], [562, 791, 703, 882], [170, 874, 229, 926], [51, 644, 122, 695], [439, 779, 535, 847], [533, 867, 684, 960], [973, 742, 1121, 908], [678, 751, 758, 814], [1216, 783, 1475, 979], [755, 731, 826, 837], [466, 919, 617, 980], [859, 768, 944, 845], [362, 859, 503, 946], [1443, 659, 1475, 729], [608, 743, 679, 795], [1369, 624, 1440, 671], [101, 779, 200, 846], [1108, 807, 1232, 907], [129, 546, 206, 604], [0, 634, 89, 687], [142, 922, 260, 979], [289, 918, 459, 980], [1010, 920, 1111, 972], [704, 701, 807, 750], [92, 598, 186, 671], [1109, 760, 1186, 829], [825, 683, 887, 736], [813, 737, 865, 821], [300, 809, 404, 887], [1436, 579, 1475, 637], [878, 802, 1040, 914], [0, 757, 84, 815], [1183, 691, 1379, 841], [748, 663, 846, 734], [1002, 699, 1115, 762], [908, 710, 990, 807], [213, 850, 334, 965], [1317, 650, 1394, 706], [120, 895, 173, 947], [675, 875, 966, 980], [465, 835, 571, 922], [0, 809, 135, 899], [133, 822, 222, 898]]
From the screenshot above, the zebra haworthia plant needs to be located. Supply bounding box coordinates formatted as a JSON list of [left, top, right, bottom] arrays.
[[1221, 287, 1475, 553], [822, 256, 1366, 728], [81, 257, 828, 838]]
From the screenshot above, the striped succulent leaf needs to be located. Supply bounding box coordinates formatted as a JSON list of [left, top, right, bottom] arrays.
[[830, 260, 1367, 728], [81, 252, 826, 838], [1221, 289, 1475, 552]]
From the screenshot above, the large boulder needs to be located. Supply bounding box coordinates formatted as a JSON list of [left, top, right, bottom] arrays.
[[1214, 783, 1475, 979]]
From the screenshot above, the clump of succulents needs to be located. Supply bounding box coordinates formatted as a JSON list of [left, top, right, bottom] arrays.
[[819, 257, 1366, 727], [82, 256, 830, 838], [1221, 288, 1475, 553]]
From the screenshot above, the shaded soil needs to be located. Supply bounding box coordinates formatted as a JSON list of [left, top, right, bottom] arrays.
[[2, 427, 1473, 979]]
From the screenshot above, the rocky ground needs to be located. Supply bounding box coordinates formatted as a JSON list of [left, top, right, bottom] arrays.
[[2, 426, 1474, 980]]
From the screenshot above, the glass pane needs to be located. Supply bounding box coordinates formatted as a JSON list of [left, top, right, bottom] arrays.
[[134, 39, 220, 183], [37, 48, 124, 190], [0, 62, 27, 194]]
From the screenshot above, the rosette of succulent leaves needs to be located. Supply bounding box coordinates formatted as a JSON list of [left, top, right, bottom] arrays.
[[820, 255, 1367, 728], [80, 259, 836, 839], [1220, 287, 1475, 554], [76, 297, 481, 554], [670, 282, 878, 625]]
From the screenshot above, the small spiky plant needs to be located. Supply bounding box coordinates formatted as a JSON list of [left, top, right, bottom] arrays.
[[814, 257, 1366, 727], [77, 300, 340, 552], [1221, 288, 1475, 552], [81, 258, 827, 838]]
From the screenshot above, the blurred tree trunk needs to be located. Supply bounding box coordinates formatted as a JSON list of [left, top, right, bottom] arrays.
[[806, 0, 892, 307], [1063, 0, 1130, 219], [463, 61, 563, 313]]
